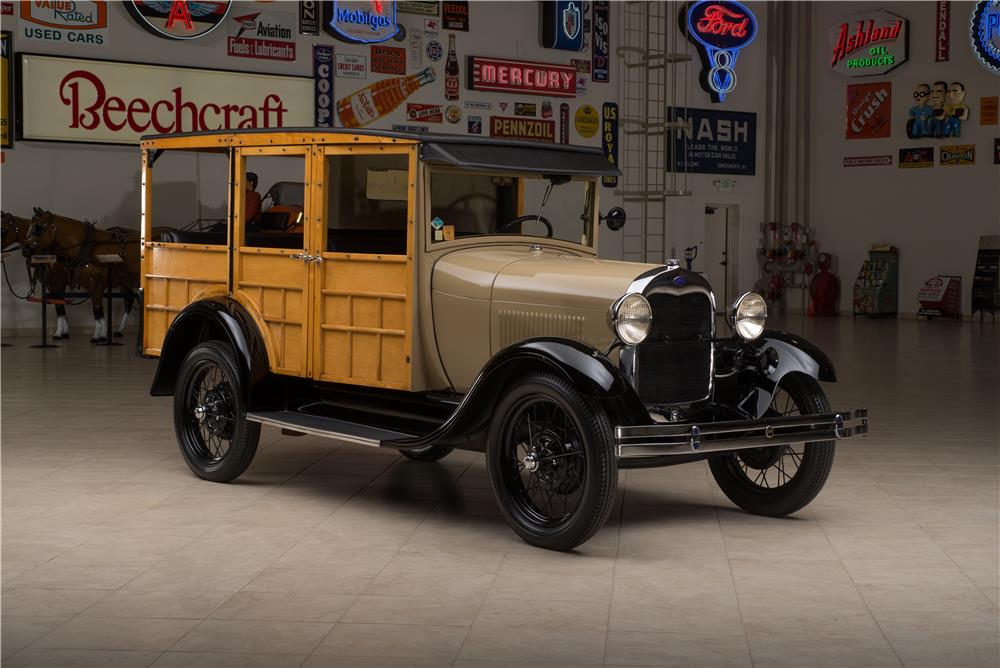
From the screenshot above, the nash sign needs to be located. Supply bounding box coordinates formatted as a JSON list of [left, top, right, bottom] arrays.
[[829, 9, 909, 76], [17, 54, 312, 145]]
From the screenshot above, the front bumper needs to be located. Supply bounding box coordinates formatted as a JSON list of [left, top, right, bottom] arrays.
[[615, 409, 868, 459]]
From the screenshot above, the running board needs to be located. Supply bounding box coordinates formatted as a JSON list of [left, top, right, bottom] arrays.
[[246, 411, 415, 448]]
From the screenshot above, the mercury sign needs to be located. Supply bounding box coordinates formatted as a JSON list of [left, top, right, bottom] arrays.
[[324, 0, 399, 44], [683, 0, 757, 103], [829, 9, 909, 76]]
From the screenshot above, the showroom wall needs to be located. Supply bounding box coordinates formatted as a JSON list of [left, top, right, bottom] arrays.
[[1, 1, 623, 333], [807, 1, 999, 316]]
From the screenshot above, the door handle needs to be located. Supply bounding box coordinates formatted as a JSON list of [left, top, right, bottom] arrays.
[[307, 254, 324, 264], [289, 252, 307, 260]]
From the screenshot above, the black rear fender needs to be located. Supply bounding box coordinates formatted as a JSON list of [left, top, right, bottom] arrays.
[[149, 298, 270, 402]]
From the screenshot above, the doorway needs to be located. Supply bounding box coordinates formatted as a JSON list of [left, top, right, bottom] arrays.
[[703, 205, 740, 312]]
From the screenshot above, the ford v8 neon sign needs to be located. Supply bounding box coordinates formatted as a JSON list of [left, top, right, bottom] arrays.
[[323, 0, 399, 44], [682, 0, 758, 103]]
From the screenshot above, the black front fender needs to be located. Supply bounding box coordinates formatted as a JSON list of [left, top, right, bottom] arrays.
[[149, 297, 269, 401], [749, 329, 837, 416], [388, 337, 649, 450]]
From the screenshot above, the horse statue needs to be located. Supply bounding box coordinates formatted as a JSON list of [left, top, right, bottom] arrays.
[[23, 208, 142, 343], [2, 210, 76, 339]]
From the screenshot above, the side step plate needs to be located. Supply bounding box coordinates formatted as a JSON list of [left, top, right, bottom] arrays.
[[246, 411, 414, 448]]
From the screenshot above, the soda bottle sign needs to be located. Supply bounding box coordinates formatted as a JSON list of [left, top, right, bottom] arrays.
[[337, 67, 437, 128], [445, 34, 460, 100]]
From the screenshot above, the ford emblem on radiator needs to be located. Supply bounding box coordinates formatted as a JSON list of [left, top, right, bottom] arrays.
[[673, 275, 687, 286]]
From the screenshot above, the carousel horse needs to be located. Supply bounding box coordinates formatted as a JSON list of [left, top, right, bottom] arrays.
[[2, 211, 75, 339], [23, 208, 142, 343]]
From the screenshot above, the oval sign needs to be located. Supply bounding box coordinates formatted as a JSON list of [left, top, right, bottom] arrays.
[[126, 1, 232, 41], [686, 0, 758, 51]]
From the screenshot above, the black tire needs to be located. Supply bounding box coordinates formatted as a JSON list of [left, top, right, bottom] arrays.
[[173, 341, 260, 482], [400, 445, 453, 462], [486, 372, 617, 551], [709, 373, 835, 517]]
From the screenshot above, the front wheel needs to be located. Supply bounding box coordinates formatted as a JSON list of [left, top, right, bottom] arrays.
[[173, 341, 260, 482], [709, 373, 835, 517], [487, 372, 617, 551]]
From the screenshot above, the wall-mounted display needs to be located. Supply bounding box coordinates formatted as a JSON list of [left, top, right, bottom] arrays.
[[445, 34, 460, 100], [126, 1, 230, 40], [336, 53, 366, 78], [910, 81, 970, 138], [227, 9, 296, 62], [846, 81, 891, 139], [560, 102, 570, 144], [442, 1, 469, 31], [540, 1, 584, 51], [982, 96, 998, 124], [829, 9, 908, 76], [300, 1, 320, 35], [1, 30, 10, 148], [971, 0, 1000, 73], [371, 44, 406, 74], [935, 1, 950, 61], [468, 57, 577, 97], [21, 0, 108, 47], [940, 144, 975, 165], [17, 54, 311, 144], [682, 0, 757, 103], [906, 83, 933, 138], [337, 67, 435, 128], [398, 1, 440, 16], [467, 114, 482, 134], [445, 105, 460, 123], [666, 106, 756, 175], [575, 103, 598, 138], [514, 102, 537, 117], [314, 45, 334, 127], [489, 116, 554, 142], [407, 103, 443, 123], [426, 40, 443, 61], [898, 146, 934, 168], [853, 244, 899, 318], [601, 102, 618, 186], [843, 155, 892, 167], [593, 1, 609, 82], [324, 0, 399, 44], [995, 137, 1000, 164]]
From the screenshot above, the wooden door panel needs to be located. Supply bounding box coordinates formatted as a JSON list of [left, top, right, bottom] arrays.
[[236, 249, 308, 376], [144, 244, 227, 354]]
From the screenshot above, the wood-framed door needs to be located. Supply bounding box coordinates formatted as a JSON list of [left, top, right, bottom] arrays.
[[233, 146, 314, 377], [309, 143, 417, 390]]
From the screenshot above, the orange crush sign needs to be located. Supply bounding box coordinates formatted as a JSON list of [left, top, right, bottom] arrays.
[[489, 116, 555, 142]]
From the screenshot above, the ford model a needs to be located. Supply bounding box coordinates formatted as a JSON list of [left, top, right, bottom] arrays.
[[140, 129, 867, 550]]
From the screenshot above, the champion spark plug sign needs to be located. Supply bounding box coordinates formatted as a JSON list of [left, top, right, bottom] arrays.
[[17, 54, 312, 145], [829, 9, 909, 76], [683, 0, 757, 103], [468, 57, 576, 98]]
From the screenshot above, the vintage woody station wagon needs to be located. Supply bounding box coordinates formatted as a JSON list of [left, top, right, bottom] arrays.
[[140, 129, 867, 550]]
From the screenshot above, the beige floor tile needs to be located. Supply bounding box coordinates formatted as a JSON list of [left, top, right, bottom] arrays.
[[7, 564, 150, 591], [80, 587, 236, 619], [1, 589, 109, 617], [151, 651, 307, 667], [605, 630, 752, 666], [31, 615, 199, 651], [170, 619, 333, 655], [242, 567, 373, 595], [340, 593, 484, 626], [4, 648, 161, 667], [457, 624, 606, 664], [305, 657, 450, 667], [312, 622, 467, 659], [210, 591, 355, 622], [474, 595, 610, 631], [363, 570, 495, 598], [1, 617, 70, 659]]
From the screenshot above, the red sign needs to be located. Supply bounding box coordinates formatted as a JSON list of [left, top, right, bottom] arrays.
[[406, 103, 442, 123], [845, 81, 891, 140], [371, 45, 406, 75], [469, 57, 576, 98], [829, 10, 908, 76], [935, 1, 950, 62], [843, 155, 892, 167], [490, 116, 555, 142]]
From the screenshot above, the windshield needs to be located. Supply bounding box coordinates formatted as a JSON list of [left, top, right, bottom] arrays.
[[430, 171, 596, 247]]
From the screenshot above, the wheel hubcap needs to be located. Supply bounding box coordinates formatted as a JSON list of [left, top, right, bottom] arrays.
[[523, 453, 540, 472]]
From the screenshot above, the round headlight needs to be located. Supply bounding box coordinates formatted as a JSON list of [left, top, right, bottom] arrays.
[[729, 292, 767, 340], [612, 293, 652, 345]]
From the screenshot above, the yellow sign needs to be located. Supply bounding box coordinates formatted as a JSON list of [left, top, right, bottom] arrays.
[[981, 96, 998, 125], [574, 104, 599, 139], [1, 31, 10, 148]]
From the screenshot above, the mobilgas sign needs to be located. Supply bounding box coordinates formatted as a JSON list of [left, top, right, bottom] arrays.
[[540, 1, 584, 51], [666, 106, 756, 175], [971, 0, 1000, 73], [324, 0, 399, 44], [682, 0, 757, 103], [829, 9, 909, 76]]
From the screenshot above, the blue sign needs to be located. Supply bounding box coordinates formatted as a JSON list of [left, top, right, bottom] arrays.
[[324, 0, 399, 44], [541, 1, 584, 52], [313, 45, 335, 127], [601, 102, 618, 188], [666, 107, 756, 175], [683, 0, 758, 102], [593, 1, 610, 82], [971, 0, 1000, 73]]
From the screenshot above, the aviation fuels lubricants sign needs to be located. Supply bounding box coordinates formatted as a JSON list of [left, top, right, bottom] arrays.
[[829, 9, 909, 76], [18, 54, 312, 145], [227, 9, 297, 62]]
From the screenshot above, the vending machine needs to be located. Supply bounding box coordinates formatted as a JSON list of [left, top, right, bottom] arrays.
[[853, 244, 899, 318], [917, 276, 962, 320]]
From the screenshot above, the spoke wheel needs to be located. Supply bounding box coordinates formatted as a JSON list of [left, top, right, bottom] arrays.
[[487, 372, 616, 551], [709, 373, 836, 517], [174, 341, 260, 482]]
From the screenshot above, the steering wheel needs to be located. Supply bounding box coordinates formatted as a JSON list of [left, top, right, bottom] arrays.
[[497, 215, 553, 238]]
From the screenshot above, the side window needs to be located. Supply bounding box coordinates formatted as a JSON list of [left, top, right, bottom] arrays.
[[325, 154, 408, 255], [429, 173, 515, 241], [242, 155, 306, 250], [150, 149, 228, 245]]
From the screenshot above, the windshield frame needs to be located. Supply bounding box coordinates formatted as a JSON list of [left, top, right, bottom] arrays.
[[423, 165, 599, 254]]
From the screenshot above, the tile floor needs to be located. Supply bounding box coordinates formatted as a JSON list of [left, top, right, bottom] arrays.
[[1, 316, 998, 667]]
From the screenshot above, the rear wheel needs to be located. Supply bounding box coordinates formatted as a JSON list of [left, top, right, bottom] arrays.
[[709, 373, 835, 516], [487, 372, 617, 551], [173, 341, 260, 482]]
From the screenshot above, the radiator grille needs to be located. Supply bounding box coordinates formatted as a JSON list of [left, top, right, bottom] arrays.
[[647, 292, 713, 340], [634, 291, 713, 404]]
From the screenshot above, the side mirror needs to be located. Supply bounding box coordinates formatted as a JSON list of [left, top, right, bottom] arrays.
[[603, 207, 627, 231]]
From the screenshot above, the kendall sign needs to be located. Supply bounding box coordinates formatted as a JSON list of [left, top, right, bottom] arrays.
[[829, 9, 909, 76], [324, 0, 399, 44], [17, 54, 312, 145]]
